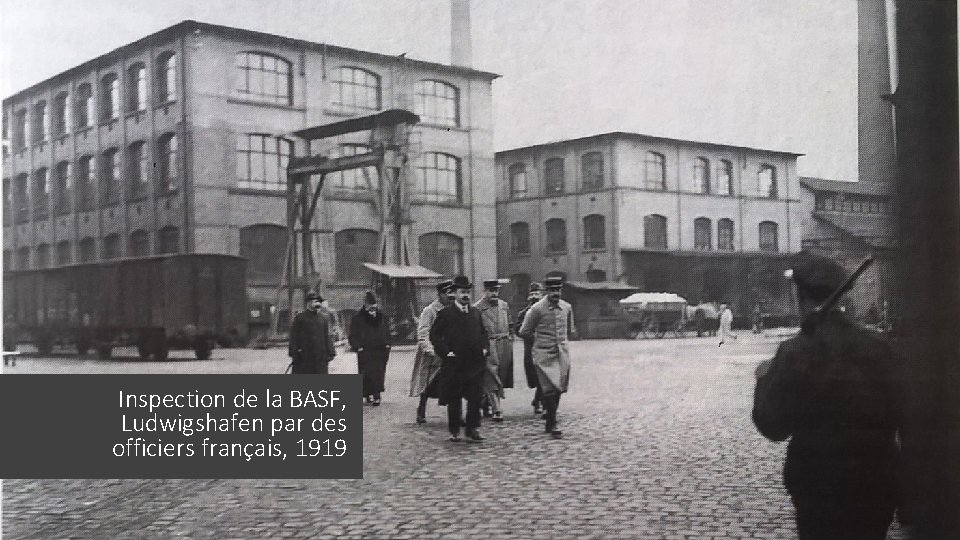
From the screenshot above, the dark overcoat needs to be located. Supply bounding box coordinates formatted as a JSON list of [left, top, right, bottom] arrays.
[[429, 303, 489, 403], [288, 309, 336, 374], [348, 308, 391, 395], [753, 311, 903, 534]]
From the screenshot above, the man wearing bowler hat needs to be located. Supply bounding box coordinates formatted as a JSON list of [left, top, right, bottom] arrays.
[[516, 282, 545, 415], [430, 275, 489, 442], [288, 291, 337, 374], [410, 279, 454, 423], [475, 278, 513, 422], [753, 251, 905, 539], [519, 275, 575, 439]]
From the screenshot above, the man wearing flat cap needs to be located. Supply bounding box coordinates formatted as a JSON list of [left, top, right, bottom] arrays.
[[288, 291, 337, 374], [410, 279, 455, 423], [519, 275, 575, 439], [752, 251, 905, 539], [516, 282, 545, 415], [475, 278, 513, 422], [430, 275, 489, 442]]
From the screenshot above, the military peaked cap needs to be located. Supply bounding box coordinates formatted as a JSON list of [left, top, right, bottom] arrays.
[[544, 276, 565, 289], [482, 279, 502, 289], [789, 250, 848, 299], [436, 279, 454, 293]]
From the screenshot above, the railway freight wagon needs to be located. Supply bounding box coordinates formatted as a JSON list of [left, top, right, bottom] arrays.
[[3, 254, 248, 360]]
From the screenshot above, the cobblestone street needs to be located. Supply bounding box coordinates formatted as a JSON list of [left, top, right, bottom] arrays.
[[2, 332, 907, 539]]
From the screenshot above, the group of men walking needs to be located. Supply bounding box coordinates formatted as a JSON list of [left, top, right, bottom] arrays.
[[412, 275, 574, 442]]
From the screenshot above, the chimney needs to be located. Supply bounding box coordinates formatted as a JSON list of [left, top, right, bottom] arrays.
[[451, 0, 472, 67]]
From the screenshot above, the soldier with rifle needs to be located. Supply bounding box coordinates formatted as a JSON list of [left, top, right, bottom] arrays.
[[752, 251, 905, 539]]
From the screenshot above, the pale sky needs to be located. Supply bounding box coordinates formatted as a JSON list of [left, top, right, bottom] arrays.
[[0, 0, 858, 180]]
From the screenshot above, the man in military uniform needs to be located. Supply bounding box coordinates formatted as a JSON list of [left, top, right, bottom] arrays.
[[753, 251, 904, 539], [410, 279, 454, 423], [516, 282, 545, 415], [475, 278, 513, 422], [430, 275, 489, 442], [519, 276, 575, 439], [288, 291, 337, 374]]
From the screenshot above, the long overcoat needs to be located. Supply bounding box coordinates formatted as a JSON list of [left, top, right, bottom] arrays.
[[474, 297, 514, 393], [409, 300, 445, 398], [429, 303, 489, 404], [515, 304, 538, 389], [518, 297, 574, 395], [288, 309, 336, 374], [348, 308, 391, 395], [753, 311, 903, 529]]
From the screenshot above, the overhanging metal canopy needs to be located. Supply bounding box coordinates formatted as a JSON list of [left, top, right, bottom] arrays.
[[292, 109, 420, 141], [363, 263, 442, 279]]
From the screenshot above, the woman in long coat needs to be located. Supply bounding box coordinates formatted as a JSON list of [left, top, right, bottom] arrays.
[[348, 291, 391, 405]]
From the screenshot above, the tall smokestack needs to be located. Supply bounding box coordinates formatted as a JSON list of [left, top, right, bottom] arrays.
[[451, 0, 472, 67], [858, 0, 897, 190]]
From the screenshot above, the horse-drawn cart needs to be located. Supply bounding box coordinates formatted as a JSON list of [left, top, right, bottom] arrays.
[[619, 293, 688, 339]]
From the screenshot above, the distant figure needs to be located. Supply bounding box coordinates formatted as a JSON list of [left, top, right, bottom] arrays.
[[349, 291, 391, 406], [288, 291, 337, 374], [752, 304, 764, 334], [430, 275, 489, 443], [410, 279, 454, 423], [475, 279, 512, 422], [718, 303, 736, 346], [516, 282, 545, 416], [753, 251, 904, 539], [519, 276, 575, 439], [3, 315, 19, 366]]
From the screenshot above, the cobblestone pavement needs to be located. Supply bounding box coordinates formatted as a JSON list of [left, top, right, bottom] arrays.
[[3, 332, 909, 539]]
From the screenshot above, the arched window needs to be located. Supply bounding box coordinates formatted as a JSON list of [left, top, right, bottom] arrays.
[[76, 83, 93, 129], [100, 148, 120, 205], [240, 224, 289, 282], [35, 244, 50, 268], [419, 232, 463, 276], [644, 214, 668, 249], [16, 246, 30, 269], [127, 63, 147, 112], [14, 173, 29, 223], [32, 101, 48, 143], [544, 158, 565, 195], [56, 240, 72, 265], [157, 51, 177, 103], [237, 134, 292, 190], [128, 230, 149, 257], [510, 222, 530, 255], [78, 237, 96, 263], [330, 144, 378, 192], [759, 221, 778, 252], [157, 133, 178, 192], [331, 67, 381, 112], [33, 168, 50, 218], [717, 218, 735, 251], [508, 163, 527, 199], [333, 228, 379, 282], [758, 164, 777, 198], [693, 157, 710, 194], [103, 233, 120, 259], [157, 226, 180, 254], [234, 52, 293, 105], [414, 80, 459, 127], [645, 152, 666, 190], [717, 160, 733, 196], [583, 214, 606, 250], [127, 141, 149, 198], [77, 155, 95, 211], [694, 217, 712, 250], [101, 73, 119, 120], [416, 152, 461, 203], [581, 152, 604, 191], [53, 92, 69, 137], [545, 218, 567, 254]]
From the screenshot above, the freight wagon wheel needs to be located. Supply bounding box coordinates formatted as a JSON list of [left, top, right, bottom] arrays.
[[153, 340, 169, 362], [35, 337, 54, 356], [96, 344, 113, 359], [136, 340, 151, 360], [75, 339, 90, 356]]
